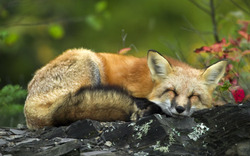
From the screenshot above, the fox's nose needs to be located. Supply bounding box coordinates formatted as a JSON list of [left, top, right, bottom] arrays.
[[175, 106, 185, 114]]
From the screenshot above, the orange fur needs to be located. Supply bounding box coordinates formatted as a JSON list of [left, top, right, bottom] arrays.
[[24, 48, 227, 129]]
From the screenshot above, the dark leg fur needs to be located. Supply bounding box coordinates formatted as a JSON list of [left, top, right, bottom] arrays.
[[134, 98, 163, 117]]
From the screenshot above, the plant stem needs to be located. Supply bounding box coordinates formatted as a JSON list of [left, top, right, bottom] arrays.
[[188, 0, 210, 15], [210, 0, 220, 42]]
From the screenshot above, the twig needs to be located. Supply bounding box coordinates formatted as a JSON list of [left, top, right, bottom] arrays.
[[188, 0, 210, 15], [242, 0, 250, 8], [129, 44, 139, 52], [182, 17, 209, 45], [188, 0, 220, 43], [175, 39, 186, 62], [0, 17, 85, 28], [121, 29, 127, 48], [180, 27, 213, 35], [230, 0, 250, 15], [210, 0, 220, 42], [160, 39, 180, 60]]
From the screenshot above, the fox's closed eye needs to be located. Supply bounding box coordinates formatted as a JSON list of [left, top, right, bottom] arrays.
[[170, 89, 178, 96], [188, 94, 201, 101], [160, 88, 178, 97]]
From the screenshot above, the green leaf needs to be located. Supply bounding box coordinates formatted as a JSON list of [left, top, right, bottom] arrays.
[[4, 33, 18, 45], [85, 15, 102, 31], [219, 81, 232, 92], [0, 31, 8, 40], [95, 1, 108, 13], [0, 104, 24, 115], [0, 84, 27, 106], [48, 24, 64, 39]]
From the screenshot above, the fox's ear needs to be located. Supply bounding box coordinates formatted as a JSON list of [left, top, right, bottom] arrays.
[[201, 60, 227, 85], [147, 50, 173, 81]]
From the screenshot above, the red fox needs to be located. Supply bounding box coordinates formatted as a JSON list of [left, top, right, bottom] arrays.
[[24, 49, 227, 129]]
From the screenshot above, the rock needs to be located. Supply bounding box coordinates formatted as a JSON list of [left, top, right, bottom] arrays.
[[17, 124, 27, 130], [15, 138, 40, 146], [104, 141, 112, 147], [0, 101, 249, 155], [226, 139, 250, 156], [0, 128, 10, 136], [81, 151, 114, 156], [101, 121, 132, 147], [66, 120, 100, 139], [237, 140, 250, 156], [129, 115, 168, 148], [10, 129, 26, 135], [35, 139, 81, 156], [41, 127, 66, 140], [0, 139, 7, 146]]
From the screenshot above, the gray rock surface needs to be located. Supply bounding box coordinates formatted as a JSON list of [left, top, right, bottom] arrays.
[[0, 102, 249, 156]]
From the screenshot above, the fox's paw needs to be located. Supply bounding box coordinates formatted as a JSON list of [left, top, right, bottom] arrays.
[[130, 104, 163, 121], [130, 110, 143, 121]]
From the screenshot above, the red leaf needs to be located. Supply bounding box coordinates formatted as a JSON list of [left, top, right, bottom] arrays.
[[238, 30, 248, 39], [222, 53, 229, 59], [194, 46, 211, 53], [229, 37, 240, 46], [221, 38, 227, 44], [118, 47, 131, 55], [242, 50, 250, 56], [203, 46, 211, 51], [230, 88, 245, 103], [226, 64, 233, 72], [210, 38, 230, 52], [228, 48, 239, 52], [231, 79, 238, 85]]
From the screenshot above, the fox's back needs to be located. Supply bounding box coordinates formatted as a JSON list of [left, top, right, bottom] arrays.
[[26, 49, 103, 105], [24, 48, 226, 129], [26, 49, 197, 105]]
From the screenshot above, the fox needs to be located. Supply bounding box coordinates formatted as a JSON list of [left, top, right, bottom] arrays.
[[24, 48, 227, 129]]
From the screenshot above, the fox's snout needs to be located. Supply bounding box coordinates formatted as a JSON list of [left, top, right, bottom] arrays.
[[151, 99, 194, 117], [170, 95, 192, 116], [169, 103, 193, 117], [175, 106, 186, 114]]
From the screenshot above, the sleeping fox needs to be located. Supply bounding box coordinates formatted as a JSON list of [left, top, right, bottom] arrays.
[[24, 49, 227, 129]]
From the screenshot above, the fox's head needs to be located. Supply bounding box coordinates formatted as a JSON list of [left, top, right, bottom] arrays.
[[147, 50, 227, 117]]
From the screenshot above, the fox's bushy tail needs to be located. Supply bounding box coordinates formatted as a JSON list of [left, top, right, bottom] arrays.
[[51, 86, 142, 126]]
